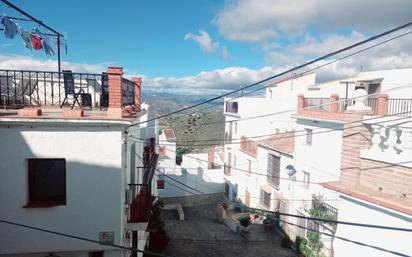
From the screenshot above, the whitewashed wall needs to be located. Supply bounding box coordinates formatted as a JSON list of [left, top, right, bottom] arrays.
[[0, 122, 127, 256], [159, 153, 224, 197], [334, 195, 412, 257]]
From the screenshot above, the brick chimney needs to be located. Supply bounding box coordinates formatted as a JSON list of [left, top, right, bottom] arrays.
[[132, 77, 142, 110], [339, 109, 373, 186], [107, 66, 123, 117]]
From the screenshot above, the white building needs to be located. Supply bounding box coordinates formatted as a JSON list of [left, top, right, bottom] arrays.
[[158, 128, 177, 175], [222, 68, 412, 255], [0, 67, 159, 257]]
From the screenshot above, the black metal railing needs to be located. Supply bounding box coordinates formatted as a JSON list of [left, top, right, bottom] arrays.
[[388, 98, 412, 116], [0, 69, 137, 109], [122, 77, 136, 106]]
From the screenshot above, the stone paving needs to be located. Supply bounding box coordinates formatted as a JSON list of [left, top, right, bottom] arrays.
[[162, 204, 297, 257]]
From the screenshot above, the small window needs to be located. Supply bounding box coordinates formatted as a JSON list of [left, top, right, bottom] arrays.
[[27, 158, 66, 207], [247, 159, 251, 176], [303, 171, 310, 189], [225, 183, 230, 198], [233, 155, 237, 167], [234, 122, 238, 134], [260, 190, 271, 209], [306, 128, 313, 145]]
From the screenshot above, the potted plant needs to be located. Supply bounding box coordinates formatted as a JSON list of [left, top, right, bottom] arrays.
[[263, 218, 272, 231], [239, 216, 251, 232], [281, 236, 292, 248], [295, 236, 305, 257]]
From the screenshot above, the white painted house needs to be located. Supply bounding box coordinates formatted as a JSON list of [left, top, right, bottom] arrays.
[[0, 67, 159, 257], [222, 68, 412, 256]]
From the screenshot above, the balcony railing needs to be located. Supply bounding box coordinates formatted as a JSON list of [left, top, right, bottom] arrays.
[[302, 95, 412, 117], [225, 101, 238, 114], [129, 153, 159, 223], [240, 136, 258, 156], [0, 69, 136, 109], [311, 196, 338, 230]]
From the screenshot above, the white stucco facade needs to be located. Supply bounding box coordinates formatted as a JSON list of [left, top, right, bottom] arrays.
[[0, 112, 156, 257]]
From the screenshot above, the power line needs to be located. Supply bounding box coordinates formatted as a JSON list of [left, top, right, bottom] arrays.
[[152, 84, 412, 147], [275, 217, 410, 257], [155, 29, 412, 131], [130, 23, 412, 128], [0, 219, 170, 257]]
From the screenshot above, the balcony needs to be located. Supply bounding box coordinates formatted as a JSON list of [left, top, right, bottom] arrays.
[[310, 196, 338, 230], [298, 93, 412, 120], [361, 116, 412, 168], [128, 142, 159, 223], [240, 136, 258, 157], [225, 101, 238, 114], [0, 68, 140, 117]]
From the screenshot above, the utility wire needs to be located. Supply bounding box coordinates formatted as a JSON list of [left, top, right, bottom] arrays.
[[152, 84, 412, 146], [130, 23, 412, 127], [156, 29, 412, 131], [0, 219, 170, 257]]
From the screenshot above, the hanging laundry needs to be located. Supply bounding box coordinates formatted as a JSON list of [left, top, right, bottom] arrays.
[[31, 34, 43, 50], [42, 37, 54, 56], [1, 16, 18, 39], [19, 29, 32, 50]]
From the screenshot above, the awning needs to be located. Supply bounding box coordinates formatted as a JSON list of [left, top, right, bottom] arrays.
[[260, 184, 272, 194]]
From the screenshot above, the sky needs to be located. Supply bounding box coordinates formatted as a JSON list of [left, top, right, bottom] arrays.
[[1, 0, 412, 95]]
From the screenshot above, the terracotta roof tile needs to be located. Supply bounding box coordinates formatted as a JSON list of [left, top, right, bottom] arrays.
[[258, 130, 295, 156]]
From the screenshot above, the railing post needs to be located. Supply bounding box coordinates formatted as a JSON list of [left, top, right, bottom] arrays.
[[107, 66, 123, 117], [377, 94, 388, 116], [132, 77, 142, 110], [330, 94, 339, 113], [297, 94, 305, 113]]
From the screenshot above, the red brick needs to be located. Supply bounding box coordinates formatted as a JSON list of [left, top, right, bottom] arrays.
[[63, 109, 84, 118], [18, 108, 42, 117]]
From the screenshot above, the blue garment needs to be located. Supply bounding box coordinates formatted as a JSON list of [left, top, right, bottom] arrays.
[[19, 29, 32, 50], [42, 37, 55, 56], [1, 16, 18, 39]]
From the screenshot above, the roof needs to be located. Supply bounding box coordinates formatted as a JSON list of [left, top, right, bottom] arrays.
[[162, 129, 176, 140], [258, 130, 295, 156], [321, 181, 412, 216]]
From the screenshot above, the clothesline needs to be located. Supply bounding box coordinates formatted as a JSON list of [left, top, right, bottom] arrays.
[[0, 14, 67, 56]]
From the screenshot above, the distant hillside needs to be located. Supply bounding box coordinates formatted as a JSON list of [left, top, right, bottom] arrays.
[[160, 111, 225, 153], [142, 92, 223, 116]]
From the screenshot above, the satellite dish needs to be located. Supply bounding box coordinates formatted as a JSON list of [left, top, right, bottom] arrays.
[[285, 164, 297, 177]]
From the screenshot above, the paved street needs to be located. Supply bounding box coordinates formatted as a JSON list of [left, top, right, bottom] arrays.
[[163, 204, 297, 257]]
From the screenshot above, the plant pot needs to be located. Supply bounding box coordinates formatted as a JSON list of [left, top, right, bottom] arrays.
[[241, 225, 249, 233], [263, 223, 272, 231]]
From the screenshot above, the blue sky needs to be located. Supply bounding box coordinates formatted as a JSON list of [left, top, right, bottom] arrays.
[[1, 0, 412, 94], [1, 0, 262, 77]]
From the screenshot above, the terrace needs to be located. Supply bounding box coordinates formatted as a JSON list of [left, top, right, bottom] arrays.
[[0, 67, 142, 120], [296, 90, 412, 122]]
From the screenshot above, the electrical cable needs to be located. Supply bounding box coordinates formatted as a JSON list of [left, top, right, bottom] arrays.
[[129, 24, 412, 127], [0, 219, 171, 257]]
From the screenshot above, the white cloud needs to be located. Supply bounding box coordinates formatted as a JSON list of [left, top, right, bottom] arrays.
[[184, 29, 232, 60], [184, 30, 220, 53], [0, 54, 107, 73], [214, 0, 412, 43]]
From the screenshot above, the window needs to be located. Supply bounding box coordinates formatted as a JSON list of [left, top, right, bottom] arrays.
[[260, 190, 271, 208], [233, 155, 237, 167], [303, 171, 310, 189], [267, 154, 280, 188], [27, 158, 66, 207], [247, 159, 251, 176], [234, 122, 238, 134], [276, 128, 280, 134], [306, 128, 313, 145]]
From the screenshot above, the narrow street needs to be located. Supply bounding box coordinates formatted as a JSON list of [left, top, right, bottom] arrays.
[[163, 204, 297, 257]]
